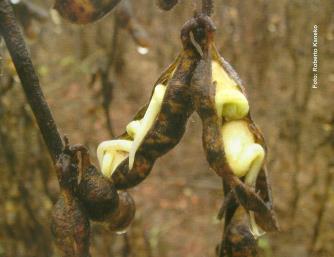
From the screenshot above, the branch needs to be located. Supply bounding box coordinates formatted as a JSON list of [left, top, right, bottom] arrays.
[[308, 167, 334, 255], [0, 0, 63, 162], [202, 0, 214, 16]]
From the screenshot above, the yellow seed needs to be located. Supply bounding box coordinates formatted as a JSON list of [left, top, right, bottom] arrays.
[[215, 89, 249, 120], [212, 61, 249, 120], [221, 120, 265, 181]]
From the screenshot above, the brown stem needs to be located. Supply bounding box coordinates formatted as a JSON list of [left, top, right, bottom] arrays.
[[0, 0, 63, 162], [202, 0, 214, 16], [308, 167, 334, 256]]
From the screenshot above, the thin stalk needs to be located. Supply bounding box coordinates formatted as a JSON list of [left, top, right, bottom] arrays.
[[0, 0, 63, 162], [202, 0, 214, 16], [308, 167, 333, 256]]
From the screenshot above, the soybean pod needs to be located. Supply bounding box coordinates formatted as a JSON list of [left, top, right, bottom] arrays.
[[189, 15, 278, 234], [107, 21, 204, 189], [51, 142, 91, 257], [217, 207, 258, 257], [212, 44, 278, 232]]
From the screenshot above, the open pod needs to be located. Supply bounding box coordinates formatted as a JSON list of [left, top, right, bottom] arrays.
[[96, 18, 208, 190], [69, 145, 120, 222], [187, 15, 278, 235], [212, 45, 278, 234]]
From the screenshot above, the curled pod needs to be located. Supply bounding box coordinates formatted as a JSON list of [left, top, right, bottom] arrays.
[[187, 16, 224, 174], [188, 16, 278, 233], [98, 22, 201, 190], [54, 0, 122, 24], [107, 191, 136, 232], [156, 0, 178, 11], [96, 63, 175, 186], [217, 207, 258, 257], [212, 45, 279, 232], [51, 145, 91, 257], [73, 145, 119, 222]]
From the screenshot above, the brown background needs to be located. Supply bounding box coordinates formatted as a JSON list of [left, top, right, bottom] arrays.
[[0, 0, 333, 256]]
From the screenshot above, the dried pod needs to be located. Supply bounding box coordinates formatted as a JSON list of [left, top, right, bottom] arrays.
[[107, 191, 136, 232], [51, 145, 90, 257], [54, 0, 122, 24], [212, 46, 279, 232], [98, 18, 209, 189], [73, 145, 119, 222], [188, 15, 278, 233], [217, 207, 258, 257], [156, 0, 178, 11]]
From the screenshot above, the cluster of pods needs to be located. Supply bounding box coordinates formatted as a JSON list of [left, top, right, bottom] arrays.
[[96, 13, 278, 254], [51, 138, 135, 257], [50, 1, 278, 256]]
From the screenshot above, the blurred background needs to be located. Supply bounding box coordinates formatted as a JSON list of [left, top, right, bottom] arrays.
[[0, 0, 333, 256]]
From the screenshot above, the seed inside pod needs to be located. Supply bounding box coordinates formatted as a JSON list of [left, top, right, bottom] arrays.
[[212, 61, 249, 120], [221, 120, 265, 181], [221, 120, 266, 238]]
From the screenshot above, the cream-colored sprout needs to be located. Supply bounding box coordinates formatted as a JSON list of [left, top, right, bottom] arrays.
[[212, 61, 249, 120], [97, 140, 133, 178], [128, 84, 167, 169], [221, 120, 265, 238], [215, 89, 249, 121], [126, 120, 142, 139], [101, 152, 114, 177], [248, 211, 266, 239]]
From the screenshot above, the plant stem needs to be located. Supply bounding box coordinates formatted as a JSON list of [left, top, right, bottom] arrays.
[[308, 167, 333, 256], [202, 0, 214, 16], [0, 0, 63, 162]]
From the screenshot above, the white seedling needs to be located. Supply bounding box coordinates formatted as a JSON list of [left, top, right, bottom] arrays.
[[212, 61, 249, 120], [128, 84, 167, 169], [221, 120, 265, 238], [97, 140, 133, 178], [126, 120, 142, 139]]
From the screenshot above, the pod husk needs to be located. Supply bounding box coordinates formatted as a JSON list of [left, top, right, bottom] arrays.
[[76, 146, 120, 222], [110, 27, 201, 189], [217, 207, 258, 257], [187, 15, 278, 232], [51, 149, 91, 257]]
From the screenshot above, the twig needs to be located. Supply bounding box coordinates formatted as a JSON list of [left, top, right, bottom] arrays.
[[102, 15, 121, 137], [0, 0, 63, 162], [202, 0, 214, 16], [308, 167, 334, 256]]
